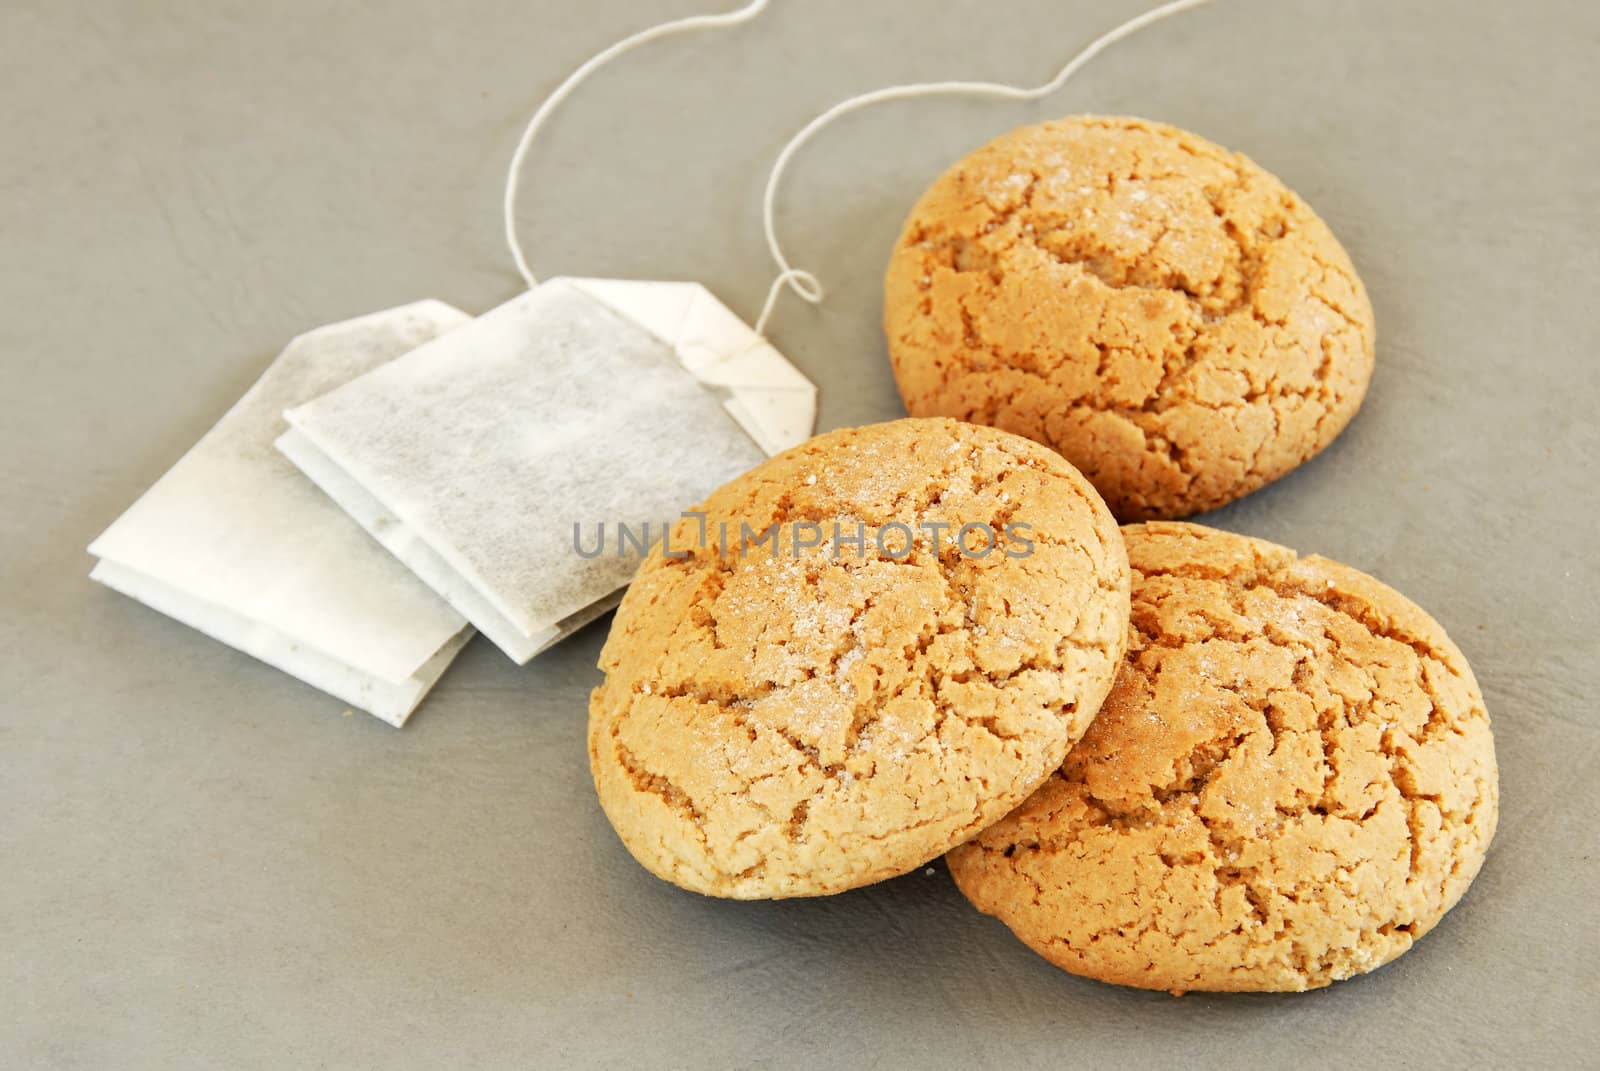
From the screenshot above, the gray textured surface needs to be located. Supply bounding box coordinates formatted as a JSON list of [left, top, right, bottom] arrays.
[[2, 1, 1596, 1067]]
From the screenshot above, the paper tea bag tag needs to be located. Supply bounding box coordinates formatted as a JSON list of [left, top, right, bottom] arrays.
[[278, 278, 814, 665], [88, 303, 476, 726]]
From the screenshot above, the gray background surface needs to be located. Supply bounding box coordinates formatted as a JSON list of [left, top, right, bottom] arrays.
[[3, 1, 1596, 1067]]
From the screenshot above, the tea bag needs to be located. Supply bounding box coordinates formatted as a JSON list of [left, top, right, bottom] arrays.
[[261, 3, 817, 664], [277, 277, 815, 663], [89, 302, 476, 726]]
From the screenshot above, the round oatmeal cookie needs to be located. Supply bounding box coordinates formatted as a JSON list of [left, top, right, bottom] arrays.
[[947, 522, 1497, 993], [884, 116, 1376, 521], [588, 417, 1131, 899]]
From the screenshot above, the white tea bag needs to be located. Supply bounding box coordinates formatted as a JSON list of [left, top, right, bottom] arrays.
[[89, 302, 476, 726], [277, 277, 815, 664]]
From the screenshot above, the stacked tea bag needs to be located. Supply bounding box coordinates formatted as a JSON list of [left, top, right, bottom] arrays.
[[88, 2, 827, 725], [91, 282, 816, 724], [279, 278, 814, 664], [88, 303, 475, 727]]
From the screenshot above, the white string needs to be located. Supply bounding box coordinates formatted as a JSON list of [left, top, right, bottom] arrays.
[[753, 0, 1214, 336], [504, 0, 772, 291]]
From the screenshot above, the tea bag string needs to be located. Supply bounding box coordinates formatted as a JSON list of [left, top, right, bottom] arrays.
[[752, 0, 1214, 336], [504, 0, 773, 292]]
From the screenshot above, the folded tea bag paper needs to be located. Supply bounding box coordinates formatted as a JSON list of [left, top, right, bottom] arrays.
[[89, 302, 476, 726], [279, 277, 816, 664], [568, 278, 816, 454]]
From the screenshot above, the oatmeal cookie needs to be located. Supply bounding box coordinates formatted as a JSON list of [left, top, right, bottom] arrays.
[[589, 418, 1130, 898], [885, 116, 1375, 520], [947, 522, 1497, 992]]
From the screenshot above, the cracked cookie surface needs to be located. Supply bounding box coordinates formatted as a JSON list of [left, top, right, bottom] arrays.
[[588, 418, 1130, 899], [947, 522, 1497, 992], [884, 116, 1376, 520]]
